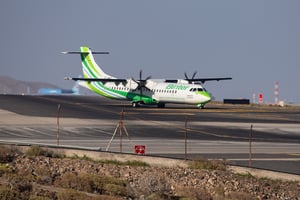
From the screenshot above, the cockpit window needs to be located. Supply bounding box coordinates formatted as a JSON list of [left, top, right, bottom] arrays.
[[190, 88, 205, 92]]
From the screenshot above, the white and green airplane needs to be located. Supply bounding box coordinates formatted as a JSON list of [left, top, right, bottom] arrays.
[[64, 46, 231, 108]]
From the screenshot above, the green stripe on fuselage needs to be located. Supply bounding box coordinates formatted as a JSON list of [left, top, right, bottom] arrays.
[[196, 91, 211, 99], [80, 47, 99, 78], [86, 81, 156, 104]]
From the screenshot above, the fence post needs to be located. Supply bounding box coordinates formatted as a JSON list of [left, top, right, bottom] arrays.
[[184, 116, 188, 160], [57, 104, 62, 146], [249, 124, 253, 167]]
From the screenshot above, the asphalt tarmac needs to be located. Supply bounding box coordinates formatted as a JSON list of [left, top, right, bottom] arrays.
[[0, 94, 299, 174]]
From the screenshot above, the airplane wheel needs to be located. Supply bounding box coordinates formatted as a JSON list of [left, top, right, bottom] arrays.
[[157, 103, 165, 108], [132, 102, 140, 108]]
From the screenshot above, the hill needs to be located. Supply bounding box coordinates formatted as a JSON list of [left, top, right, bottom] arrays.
[[0, 145, 299, 200], [0, 76, 60, 95]]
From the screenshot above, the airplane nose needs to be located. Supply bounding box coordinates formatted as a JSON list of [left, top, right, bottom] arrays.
[[205, 92, 212, 102], [201, 92, 211, 102]]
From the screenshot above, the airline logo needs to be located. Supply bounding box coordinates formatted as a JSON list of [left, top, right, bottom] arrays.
[[166, 84, 189, 90]]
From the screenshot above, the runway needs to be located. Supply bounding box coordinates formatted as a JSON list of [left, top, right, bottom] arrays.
[[0, 94, 300, 174]]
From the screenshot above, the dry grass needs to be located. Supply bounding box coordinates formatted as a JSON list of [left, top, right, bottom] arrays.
[[189, 158, 227, 171], [54, 172, 127, 196], [176, 186, 213, 200], [0, 145, 19, 163], [25, 145, 62, 158]]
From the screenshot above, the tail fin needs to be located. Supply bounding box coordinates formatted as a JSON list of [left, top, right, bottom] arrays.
[[79, 46, 114, 79], [62, 46, 114, 79]]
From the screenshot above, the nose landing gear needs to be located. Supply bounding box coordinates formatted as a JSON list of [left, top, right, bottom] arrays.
[[197, 104, 205, 109]]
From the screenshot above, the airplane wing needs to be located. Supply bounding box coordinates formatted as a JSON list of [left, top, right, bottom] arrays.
[[65, 77, 126, 82], [187, 77, 232, 83], [65, 77, 149, 90], [64, 77, 127, 84], [165, 77, 232, 84]]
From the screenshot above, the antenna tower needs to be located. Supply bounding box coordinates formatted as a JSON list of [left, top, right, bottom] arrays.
[[274, 81, 279, 105]]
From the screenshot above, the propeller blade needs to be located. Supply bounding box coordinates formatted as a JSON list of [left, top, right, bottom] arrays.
[[184, 72, 188, 80], [139, 70, 143, 101], [132, 77, 137, 83], [139, 70, 142, 80], [192, 71, 197, 79], [184, 71, 198, 83], [145, 75, 152, 80]]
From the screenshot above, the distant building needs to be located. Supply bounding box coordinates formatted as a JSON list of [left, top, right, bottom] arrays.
[[38, 82, 79, 95]]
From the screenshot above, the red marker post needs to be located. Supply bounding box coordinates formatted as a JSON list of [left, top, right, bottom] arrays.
[[258, 93, 263, 104], [134, 145, 146, 155]]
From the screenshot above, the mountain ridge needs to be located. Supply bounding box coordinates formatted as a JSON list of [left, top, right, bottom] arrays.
[[0, 75, 60, 94]]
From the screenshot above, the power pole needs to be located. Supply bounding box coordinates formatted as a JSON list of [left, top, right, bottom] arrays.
[[106, 108, 132, 152]]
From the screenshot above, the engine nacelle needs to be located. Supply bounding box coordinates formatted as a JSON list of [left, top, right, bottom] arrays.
[[177, 79, 189, 84]]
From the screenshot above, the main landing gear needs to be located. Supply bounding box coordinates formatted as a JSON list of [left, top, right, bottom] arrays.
[[131, 102, 166, 108], [157, 103, 165, 108], [132, 101, 141, 108]]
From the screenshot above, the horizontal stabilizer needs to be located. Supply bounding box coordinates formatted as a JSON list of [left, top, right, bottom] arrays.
[[62, 51, 109, 54]]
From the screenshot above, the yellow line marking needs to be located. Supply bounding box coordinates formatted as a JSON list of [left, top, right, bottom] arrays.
[[288, 154, 300, 157]]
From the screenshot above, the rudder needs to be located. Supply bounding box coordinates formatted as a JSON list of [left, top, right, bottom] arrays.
[[80, 46, 114, 79]]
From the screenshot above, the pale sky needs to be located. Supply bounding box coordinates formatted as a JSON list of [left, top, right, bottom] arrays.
[[1, 1, 299, 103]]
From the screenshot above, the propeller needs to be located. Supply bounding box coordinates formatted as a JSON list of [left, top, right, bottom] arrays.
[[133, 70, 151, 101], [184, 71, 197, 83]]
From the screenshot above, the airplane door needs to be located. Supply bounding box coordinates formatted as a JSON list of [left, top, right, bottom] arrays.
[[186, 88, 195, 102]]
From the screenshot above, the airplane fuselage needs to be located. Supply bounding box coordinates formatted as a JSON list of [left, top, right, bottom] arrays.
[[80, 79, 211, 107]]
